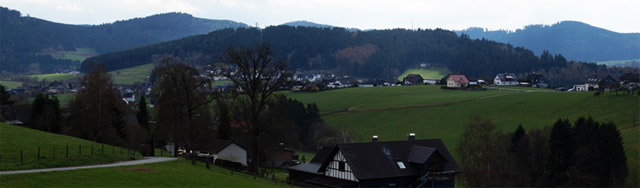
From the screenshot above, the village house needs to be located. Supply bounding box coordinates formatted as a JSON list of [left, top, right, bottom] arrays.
[[403, 74, 424, 85], [446, 75, 469, 88], [526, 74, 548, 88], [288, 134, 460, 187], [423, 79, 440, 85], [200, 139, 248, 167], [619, 73, 640, 89], [493, 73, 518, 86], [586, 75, 618, 91]]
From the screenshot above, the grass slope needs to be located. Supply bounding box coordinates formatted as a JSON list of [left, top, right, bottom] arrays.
[[597, 58, 640, 67], [110, 63, 154, 84], [397, 68, 448, 81], [27, 63, 154, 84], [48, 48, 98, 62], [0, 123, 142, 171], [0, 159, 289, 187], [289, 86, 640, 186], [0, 81, 22, 89], [29, 73, 82, 82]]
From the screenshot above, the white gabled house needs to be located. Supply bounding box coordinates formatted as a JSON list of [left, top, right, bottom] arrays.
[[494, 73, 518, 86], [202, 139, 248, 166]]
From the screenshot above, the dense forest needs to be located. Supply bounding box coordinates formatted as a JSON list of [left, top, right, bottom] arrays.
[[457, 21, 640, 62], [83, 26, 637, 86], [0, 7, 248, 73]]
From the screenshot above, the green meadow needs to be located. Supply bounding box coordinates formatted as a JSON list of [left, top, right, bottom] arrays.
[[110, 63, 154, 84], [29, 73, 82, 82], [0, 159, 289, 188], [48, 48, 98, 62], [288, 85, 640, 186], [0, 123, 142, 171], [27, 63, 154, 84], [597, 58, 640, 67], [397, 68, 448, 81], [0, 81, 22, 89]]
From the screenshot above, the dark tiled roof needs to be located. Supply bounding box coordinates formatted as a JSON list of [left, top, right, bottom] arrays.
[[289, 146, 334, 174], [620, 73, 640, 82], [311, 147, 334, 164], [200, 139, 233, 153], [333, 139, 460, 180], [407, 146, 436, 164], [496, 73, 518, 81]]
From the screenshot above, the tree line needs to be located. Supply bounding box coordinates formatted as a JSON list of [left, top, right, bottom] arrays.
[[82, 25, 638, 87], [457, 116, 628, 187]]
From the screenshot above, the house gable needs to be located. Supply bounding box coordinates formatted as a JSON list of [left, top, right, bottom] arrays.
[[216, 143, 248, 166], [323, 151, 359, 182]]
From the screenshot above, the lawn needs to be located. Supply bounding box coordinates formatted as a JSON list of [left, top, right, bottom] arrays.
[[289, 85, 640, 186], [0, 159, 290, 187], [0, 123, 142, 171], [0, 81, 22, 89], [397, 68, 448, 81], [110, 63, 154, 84]]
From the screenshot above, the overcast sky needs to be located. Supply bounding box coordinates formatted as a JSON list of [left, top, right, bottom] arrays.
[[2, 0, 639, 33]]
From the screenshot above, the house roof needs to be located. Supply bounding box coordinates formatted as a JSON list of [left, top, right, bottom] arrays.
[[619, 73, 640, 82], [288, 146, 334, 174], [448, 75, 469, 84], [404, 74, 424, 84], [327, 138, 460, 180], [496, 73, 518, 81], [200, 139, 235, 154]]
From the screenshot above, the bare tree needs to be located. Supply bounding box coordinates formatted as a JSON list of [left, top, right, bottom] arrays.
[[154, 58, 214, 159], [68, 64, 130, 146], [220, 43, 288, 172]]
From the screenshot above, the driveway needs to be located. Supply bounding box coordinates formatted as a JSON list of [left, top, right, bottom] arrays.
[[0, 157, 177, 175]]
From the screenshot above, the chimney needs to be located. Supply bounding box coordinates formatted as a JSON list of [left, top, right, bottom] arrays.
[[408, 133, 415, 141], [372, 135, 378, 142]]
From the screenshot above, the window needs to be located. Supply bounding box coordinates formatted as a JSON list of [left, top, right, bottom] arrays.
[[339, 161, 345, 171], [396, 161, 406, 169]]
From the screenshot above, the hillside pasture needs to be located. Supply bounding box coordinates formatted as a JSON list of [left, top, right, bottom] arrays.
[[29, 73, 82, 82], [109, 63, 154, 84], [0, 123, 142, 171], [0, 159, 289, 187], [397, 68, 448, 81], [0, 81, 22, 89], [289, 85, 639, 186]]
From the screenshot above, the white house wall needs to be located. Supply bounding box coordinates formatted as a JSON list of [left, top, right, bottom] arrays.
[[325, 151, 358, 182], [216, 144, 247, 166]]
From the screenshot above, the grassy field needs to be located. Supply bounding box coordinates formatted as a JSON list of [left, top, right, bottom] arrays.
[[0, 81, 22, 89], [110, 63, 154, 84], [29, 73, 83, 82], [0, 123, 142, 171], [288, 85, 640, 186], [48, 48, 98, 62], [0, 159, 290, 187], [286, 86, 513, 114], [27, 63, 154, 84], [397, 68, 448, 81]]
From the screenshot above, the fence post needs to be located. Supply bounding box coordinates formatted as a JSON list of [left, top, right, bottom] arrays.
[[79, 145, 81, 155], [91, 145, 94, 155], [37, 147, 40, 160], [66, 144, 69, 158], [113, 145, 115, 155], [102, 145, 104, 155], [53, 146, 56, 157], [120, 147, 122, 155], [20, 150, 23, 165]]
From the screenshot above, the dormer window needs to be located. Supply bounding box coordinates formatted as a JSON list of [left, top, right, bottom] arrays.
[[397, 161, 406, 169]]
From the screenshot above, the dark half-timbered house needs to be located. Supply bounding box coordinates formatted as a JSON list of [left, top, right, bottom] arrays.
[[289, 135, 460, 187]]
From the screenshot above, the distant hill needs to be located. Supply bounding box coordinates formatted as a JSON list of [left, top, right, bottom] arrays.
[[0, 7, 248, 73], [456, 21, 640, 63], [282, 20, 360, 32], [83, 26, 637, 86]]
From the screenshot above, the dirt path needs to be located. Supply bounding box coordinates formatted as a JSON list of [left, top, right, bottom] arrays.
[[0, 157, 177, 175]]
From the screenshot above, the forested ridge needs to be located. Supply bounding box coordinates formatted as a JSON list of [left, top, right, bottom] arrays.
[[0, 7, 248, 73], [83, 26, 637, 86], [457, 21, 640, 62]]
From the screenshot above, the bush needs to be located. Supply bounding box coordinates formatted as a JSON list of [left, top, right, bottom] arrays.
[[214, 158, 244, 170]]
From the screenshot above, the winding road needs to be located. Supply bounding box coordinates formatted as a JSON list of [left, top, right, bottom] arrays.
[[0, 157, 177, 175]]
